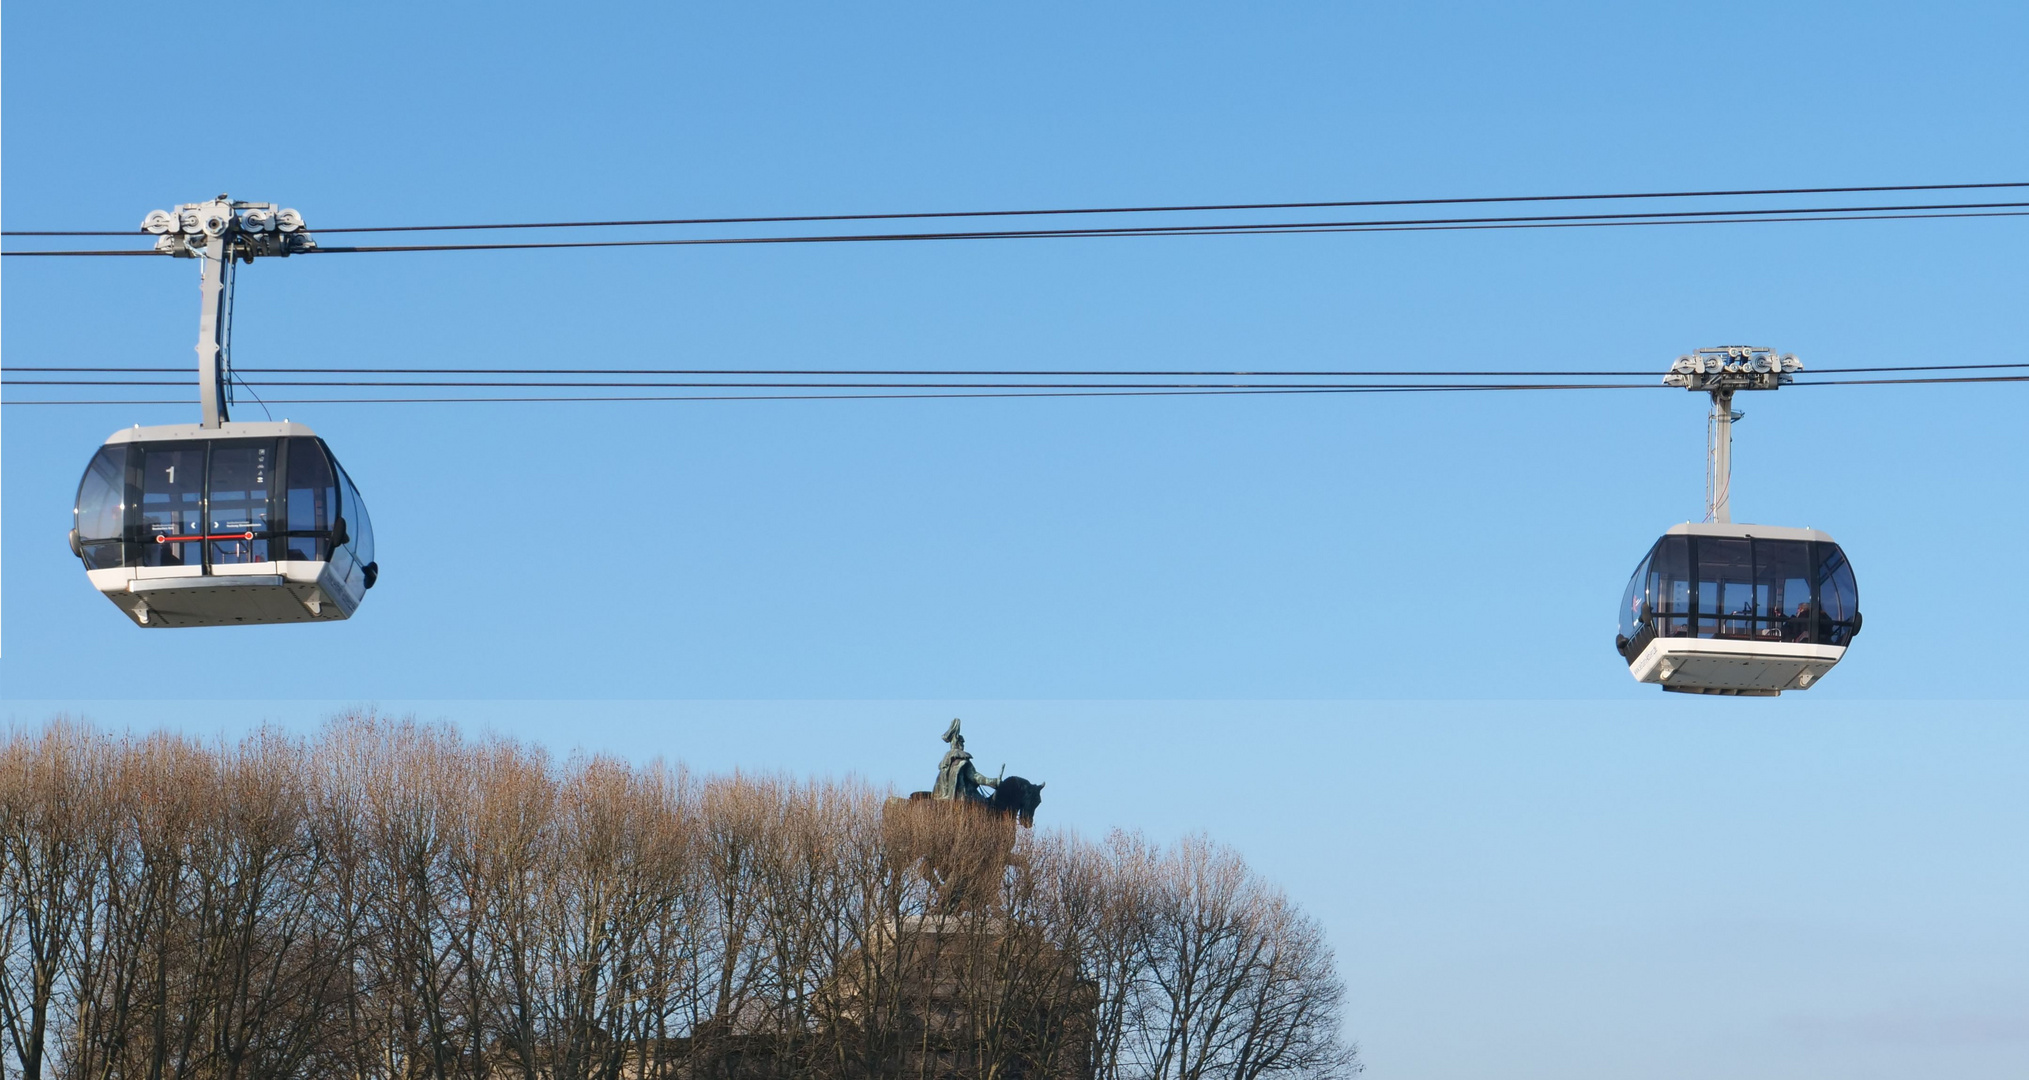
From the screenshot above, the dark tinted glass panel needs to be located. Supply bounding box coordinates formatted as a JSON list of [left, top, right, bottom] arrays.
[[1628, 534, 1858, 646], [1816, 545, 1860, 644], [334, 460, 374, 568], [1695, 538, 1755, 638], [75, 447, 126, 540], [337, 469, 359, 558], [1619, 550, 1650, 639], [342, 466, 375, 568], [1755, 540, 1815, 642], [81, 543, 126, 571], [286, 437, 336, 560], [207, 441, 276, 565], [1649, 536, 1691, 637], [135, 443, 206, 567], [74, 446, 128, 569]]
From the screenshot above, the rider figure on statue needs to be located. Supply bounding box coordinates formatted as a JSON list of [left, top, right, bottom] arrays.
[[931, 719, 1001, 804]]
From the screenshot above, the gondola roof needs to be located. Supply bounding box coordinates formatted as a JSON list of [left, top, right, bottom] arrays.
[[1657, 522, 1837, 543], [104, 420, 320, 444]]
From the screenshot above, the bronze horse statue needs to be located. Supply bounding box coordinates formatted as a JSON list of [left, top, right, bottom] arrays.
[[892, 776, 1044, 913], [908, 774, 1044, 827]]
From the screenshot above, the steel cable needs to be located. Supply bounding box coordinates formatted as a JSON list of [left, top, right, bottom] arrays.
[[7, 362, 2024, 378], [8, 375, 2025, 407], [8, 203, 2028, 257], [8, 180, 2026, 237]]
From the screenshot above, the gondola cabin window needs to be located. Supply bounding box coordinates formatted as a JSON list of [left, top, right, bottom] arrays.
[[73, 447, 127, 570], [286, 437, 338, 561], [1626, 534, 1858, 646], [138, 443, 206, 567], [1816, 547, 1860, 645], [1647, 535, 1693, 638], [207, 441, 276, 565]]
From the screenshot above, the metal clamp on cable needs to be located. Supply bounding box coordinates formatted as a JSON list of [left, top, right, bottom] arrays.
[[1661, 345, 1801, 392], [142, 197, 315, 260]]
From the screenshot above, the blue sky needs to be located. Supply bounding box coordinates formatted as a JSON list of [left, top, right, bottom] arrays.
[[4, 2, 2027, 1077]]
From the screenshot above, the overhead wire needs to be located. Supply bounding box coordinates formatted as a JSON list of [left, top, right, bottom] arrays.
[[2, 379, 1664, 389], [1786, 374, 2029, 386], [7, 202, 2029, 257], [7, 375, 2025, 408], [5, 187, 2023, 401], [172, 180, 2029, 234], [8, 364, 2027, 406], [8, 362, 2026, 378], [6, 190, 2022, 411], [1, 384, 1664, 406], [6, 180, 2026, 237], [274, 202, 2029, 253]]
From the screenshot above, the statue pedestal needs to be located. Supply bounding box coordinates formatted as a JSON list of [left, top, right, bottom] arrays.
[[827, 914, 1095, 1080]]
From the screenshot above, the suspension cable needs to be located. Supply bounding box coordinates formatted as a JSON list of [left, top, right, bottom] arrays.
[[7, 180, 2026, 237]]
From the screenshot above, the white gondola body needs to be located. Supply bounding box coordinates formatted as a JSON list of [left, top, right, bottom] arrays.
[[72, 421, 375, 629], [1617, 523, 1859, 697]]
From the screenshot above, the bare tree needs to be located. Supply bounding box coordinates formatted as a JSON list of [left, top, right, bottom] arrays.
[[1096, 832, 1357, 1080], [1, 718, 1357, 1080], [0, 721, 103, 1080]]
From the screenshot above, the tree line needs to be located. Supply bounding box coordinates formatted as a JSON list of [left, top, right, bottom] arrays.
[[1, 715, 1356, 1080]]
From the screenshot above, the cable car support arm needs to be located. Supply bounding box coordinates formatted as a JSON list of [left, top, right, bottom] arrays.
[[1663, 346, 1801, 524], [141, 197, 315, 427]]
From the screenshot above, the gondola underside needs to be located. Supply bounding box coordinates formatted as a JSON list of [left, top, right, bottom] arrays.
[[87, 564, 359, 628], [1628, 637, 1846, 696]]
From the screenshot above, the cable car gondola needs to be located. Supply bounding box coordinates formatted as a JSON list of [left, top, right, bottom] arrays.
[[1615, 347, 1860, 695], [72, 422, 376, 627], [65, 196, 377, 628], [1616, 523, 1859, 695]]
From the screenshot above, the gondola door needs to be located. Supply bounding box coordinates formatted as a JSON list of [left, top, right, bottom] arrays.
[[135, 442, 207, 568]]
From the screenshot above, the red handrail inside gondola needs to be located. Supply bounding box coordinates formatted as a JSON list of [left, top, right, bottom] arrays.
[[155, 531, 257, 543]]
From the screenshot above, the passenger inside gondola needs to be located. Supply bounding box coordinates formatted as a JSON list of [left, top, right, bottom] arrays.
[[1783, 602, 1813, 642]]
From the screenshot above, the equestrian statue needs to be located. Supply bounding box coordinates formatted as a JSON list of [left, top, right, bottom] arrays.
[[893, 719, 1045, 913], [910, 718, 1044, 826]]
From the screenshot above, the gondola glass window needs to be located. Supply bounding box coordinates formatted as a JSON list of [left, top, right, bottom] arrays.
[[286, 437, 337, 560], [73, 447, 128, 570], [1622, 535, 1859, 646], [70, 437, 359, 571], [207, 442, 275, 565], [1816, 546, 1859, 644], [1619, 536, 1692, 641], [138, 443, 207, 567], [1757, 540, 1814, 639], [1695, 538, 1755, 637], [337, 465, 374, 570]]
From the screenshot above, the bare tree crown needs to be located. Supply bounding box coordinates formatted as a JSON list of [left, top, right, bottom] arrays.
[[1, 714, 1357, 1080]]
